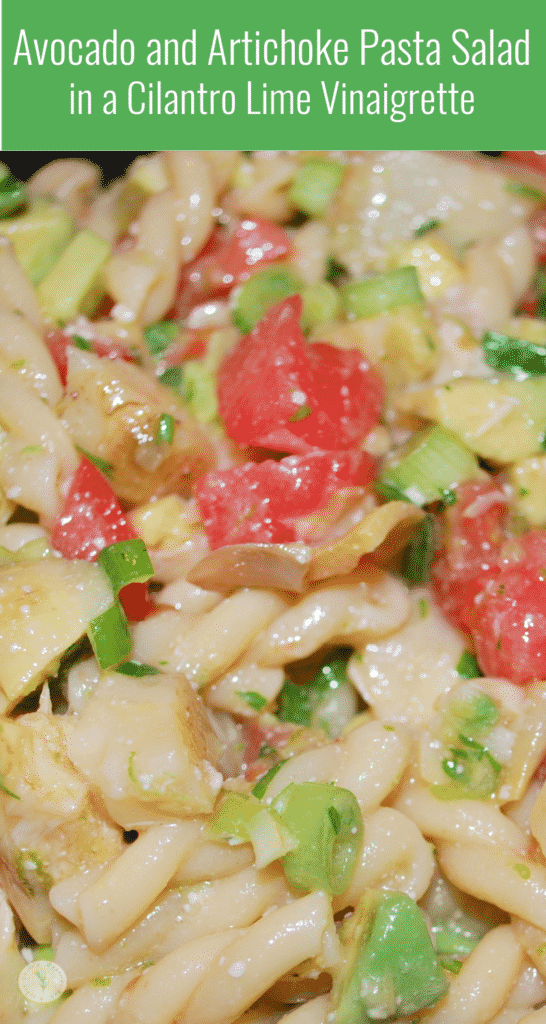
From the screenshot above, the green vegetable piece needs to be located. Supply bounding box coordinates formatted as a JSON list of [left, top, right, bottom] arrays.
[[400, 513, 437, 585], [183, 360, 218, 423], [38, 229, 110, 320], [0, 198, 74, 284], [448, 690, 499, 738], [0, 769, 21, 800], [414, 218, 441, 238], [301, 281, 340, 333], [482, 330, 546, 376], [0, 167, 27, 218], [456, 651, 483, 679], [325, 256, 347, 284], [277, 653, 351, 731], [73, 335, 93, 351], [116, 661, 160, 677], [334, 891, 448, 1024], [340, 266, 423, 321], [75, 446, 114, 477], [158, 365, 183, 391], [434, 738, 501, 801], [289, 159, 345, 217], [156, 413, 175, 445], [232, 266, 301, 334], [252, 760, 286, 799], [210, 791, 297, 868], [377, 425, 480, 507], [505, 181, 545, 203], [87, 601, 132, 670], [236, 690, 268, 712], [32, 945, 56, 962], [272, 781, 362, 895], [97, 539, 154, 594], [144, 320, 179, 356]]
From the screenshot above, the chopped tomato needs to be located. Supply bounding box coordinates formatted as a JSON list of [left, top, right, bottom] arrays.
[[194, 449, 375, 549], [432, 481, 507, 632], [171, 218, 293, 320], [504, 151, 546, 177], [46, 329, 136, 387], [52, 457, 153, 621], [218, 295, 384, 454]]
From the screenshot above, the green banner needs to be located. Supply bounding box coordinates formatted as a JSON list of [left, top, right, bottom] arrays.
[[1, 0, 544, 149]]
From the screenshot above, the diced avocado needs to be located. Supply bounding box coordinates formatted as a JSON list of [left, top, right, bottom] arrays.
[[0, 199, 74, 284], [289, 159, 345, 217], [333, 890, 448, 1023], [37, 229, 110, 321], [394, 237, 464, 300], [232, 265, 301, 334], [301, 281, 340, 333], [510, 455, 546, 526], [183, 360, 218, 423], [399, 376, 546, 464]]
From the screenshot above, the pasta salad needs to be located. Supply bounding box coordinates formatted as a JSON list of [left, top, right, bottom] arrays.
[[0, 149, 546, 1023]]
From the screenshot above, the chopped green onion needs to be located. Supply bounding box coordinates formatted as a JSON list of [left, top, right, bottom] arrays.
[[158, 365, 183, 391], [414, 218, 441, 238], [210, 791, 297, 869], [73, 335, 93, 351], [482, 330, 546, 376], [236, 690, 268, 712], [456, 651, 483, 679], [116, 661, 160, 677], [252, 760, 286, 799], [232, 266, 301, 334], [97, 539, 153, 594], [0, 770, 21, 800], [325, 256, 347, 285], [0, 168, 27, 218], [340, 266, 423, 321], [156, 413, 174, 445], [505, 181, 545, 203], [277, 653, 352, 735], [400, 513, 437, 585], [301, 281, 340, 333], [144, 320, 179, 356], [75, 446, 114, 477], [377, 425, 480, 507], [271, 782, 362, 895], [334, 891, 448, 1024], [87, 601, 132, 669], [289, 159, 345, 217]]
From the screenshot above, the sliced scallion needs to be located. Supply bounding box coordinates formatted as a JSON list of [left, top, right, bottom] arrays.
[[87, 601, 132, 669], [237, 690, 268, 712], [400, 513, 438, 585], [505, 181, 545, 203], [97, 539, 154, 594], [414, 218, 441, 238], [0, 167, 27, 218], [210, 791, 297, 869], [144, 320, 179, 356], [232, 266, 301, 334], [116, 661, 160, 677], [340, 266, 423, 321], [377, 425, 480, 507], [289, 159, 345, 218], [271, 781, 362, 895], [156, 413, 175, 445], [482, 330, 546, 376], [75, 446, 114, 477], [252, 760, 286, 799]]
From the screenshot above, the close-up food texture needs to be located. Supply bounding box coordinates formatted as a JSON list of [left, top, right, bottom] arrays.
[[1, 149, 546, 1023]]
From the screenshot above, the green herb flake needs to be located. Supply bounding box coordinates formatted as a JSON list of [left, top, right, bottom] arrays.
[[75, 446, 114, 477], [414, 218, 441, 238], [383, 724, 395, 731], [9, 358, 26, 370], [252, 760, 285, 799], [258, 742, 276, 759], [156, 412, 175, 445], [418, 597, 429, 619], [158, 365, 183, 390], [505, 181, 546, 203], [236, 691, 268, 712], [116, 661, 160, 677], [325, 256, 347, 284], [440, 959, 463, 974], [328, 805, 342, 835], [536, 942, 546, 957], [21, 445, 43, 456], [288, 404, 312, 423], [512, 863, 531, 879], [456, 651, 482, 679], [144, 320, 179, 356], [91, 976, 113, 987], [519, 487, 530, 498], [73, 335, 93, 350]]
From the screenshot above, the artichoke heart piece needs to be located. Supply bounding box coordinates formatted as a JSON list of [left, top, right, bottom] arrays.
[[398, 376, 546, 464], [0, 559, 113, 704]]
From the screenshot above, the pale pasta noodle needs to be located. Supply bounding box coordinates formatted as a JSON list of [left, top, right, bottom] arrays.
[[0, 150, 544, 1023]]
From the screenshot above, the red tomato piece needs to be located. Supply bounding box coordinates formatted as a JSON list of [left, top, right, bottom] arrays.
[[432, 481, 507, 632], [218, 295, 384, 454], [194, 449, 375, 549], [52, 457, 152, 621], [46, 330, 136, 387], [467, 532, 546, 686], [171, 219, 292, 319], [504, 151, 546, 177]]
